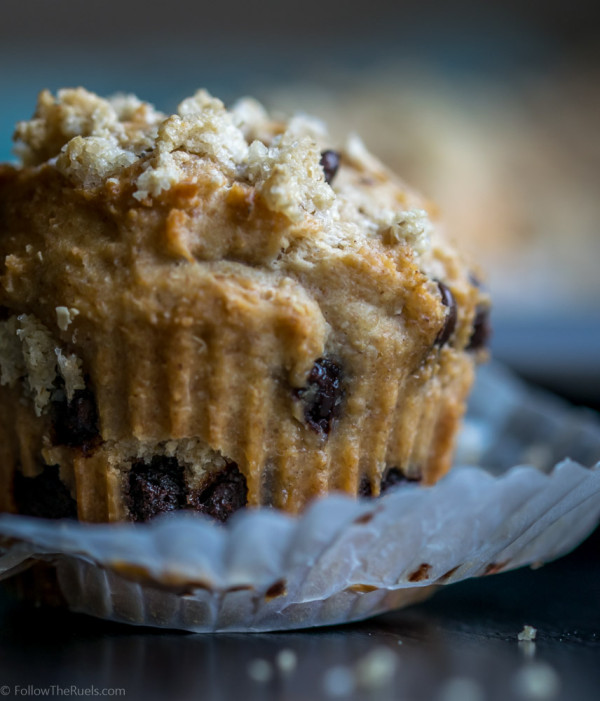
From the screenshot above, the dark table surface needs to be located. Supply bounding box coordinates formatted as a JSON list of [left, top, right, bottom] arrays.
[[0, 525, 598, 701]]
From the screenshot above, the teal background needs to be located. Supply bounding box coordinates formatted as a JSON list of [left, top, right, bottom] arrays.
[[1, 0, 594, 161]]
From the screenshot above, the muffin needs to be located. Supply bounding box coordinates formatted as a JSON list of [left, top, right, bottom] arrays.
[[0, 88, 490, 524]]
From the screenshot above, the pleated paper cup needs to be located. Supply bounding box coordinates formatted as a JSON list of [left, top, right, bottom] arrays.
[[0, 363, 599, 632]]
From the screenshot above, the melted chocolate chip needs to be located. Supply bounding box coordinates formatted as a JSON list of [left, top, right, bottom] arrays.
[[187, 463, 248, 523], [295, 357, 344, 436], [127, 457, 248, 524], [435, 281, 457, 347], [320, 150, 341, 185], [467, 305, 492, 351], [14, 464, 77, 519], [358, 476, 373, 497], [380, 467, 422, 494], [127, 456, 186, 522], [51, 386, 100, 451]]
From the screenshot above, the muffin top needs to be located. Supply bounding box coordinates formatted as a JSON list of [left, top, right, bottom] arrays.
[[0, 88, 486, 402]]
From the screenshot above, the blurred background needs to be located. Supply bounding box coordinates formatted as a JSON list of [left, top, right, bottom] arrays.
[[1, 0, 599, 406]]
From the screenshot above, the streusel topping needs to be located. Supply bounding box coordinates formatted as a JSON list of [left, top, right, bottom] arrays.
[[13, 87, 433, 255]]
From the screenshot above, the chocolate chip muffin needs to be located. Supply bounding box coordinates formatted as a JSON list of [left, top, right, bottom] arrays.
[[0, 88, 490, 523]]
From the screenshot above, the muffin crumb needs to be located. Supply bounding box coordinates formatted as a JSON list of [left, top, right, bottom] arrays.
[[55, 306, 79, 332], [518, 625, 538, 642], [380, 209, 432, 254], [0, 314, 85, 414]]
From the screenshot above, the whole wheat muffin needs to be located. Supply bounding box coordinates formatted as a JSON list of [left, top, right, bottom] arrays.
[[0, 88, 490, 523]]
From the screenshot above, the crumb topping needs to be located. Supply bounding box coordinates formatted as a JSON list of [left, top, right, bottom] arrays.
[[518, 625, 538, 642], [379, 209, 433, 255], [12, 87, 432, 245], [0, 314, 85, 415], [245, 132, 334, 223], [57, 135, 139, 190], [135, 91, 249, 200], [14, 88, 163, 166], [55, 306, 79, 332]]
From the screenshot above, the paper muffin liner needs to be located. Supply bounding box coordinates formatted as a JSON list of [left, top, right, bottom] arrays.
[[0, 362, 599, 632]]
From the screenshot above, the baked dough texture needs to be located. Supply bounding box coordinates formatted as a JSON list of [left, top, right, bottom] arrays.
[[0, 88, 490, 522]]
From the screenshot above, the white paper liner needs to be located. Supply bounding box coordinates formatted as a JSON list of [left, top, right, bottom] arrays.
[[0, 362, 599, 632]]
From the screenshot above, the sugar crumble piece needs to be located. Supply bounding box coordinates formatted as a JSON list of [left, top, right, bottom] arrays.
[[231, 97, 273, 142], [133, 95, 249, 201], [14, 87, 163, 167], [177, 89, 225, 116], [518, 625, 538, 642], [14, 88, 122, 165], [57, 136, 138, 189], [55, 306, 80, 332], [55, 349, 86, 401], [246, 132, 335, 223], [107, 92, 146, 120], [17, 314, 62, 415], [136, 90, 247, 198], [380, 209, 433, 255], [0, 314, 85, 415]]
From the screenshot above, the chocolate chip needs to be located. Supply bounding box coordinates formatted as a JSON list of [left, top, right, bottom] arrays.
[[126, 456, 186, 522], [0, 306, 12, 321], [467, 305, 492, 351], [51, 386, 100, 452], [295, 357, 344, 436], [126, 458, 247, 523], [320, 150, 341, 185], [435, 281, 457, 347], [187, 463, 248, 523], [14, 464, 77, 519], [358, 476, 373, 497], [380, 467, 422, 494]]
